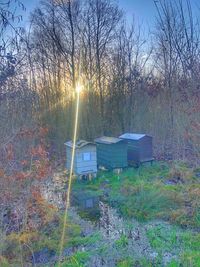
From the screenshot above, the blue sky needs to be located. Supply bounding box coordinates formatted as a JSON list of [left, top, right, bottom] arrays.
[[24, 0, 156, 19], [118, 0, 156, 26], [20, 0, 199, 28], [21, 0, 156, 26]]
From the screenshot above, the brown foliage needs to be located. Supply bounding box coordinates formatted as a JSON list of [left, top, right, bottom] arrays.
[[0, 127, 54, 236]]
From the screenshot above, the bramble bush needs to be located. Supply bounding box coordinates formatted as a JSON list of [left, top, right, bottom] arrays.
[[0, 127, 58, 264]]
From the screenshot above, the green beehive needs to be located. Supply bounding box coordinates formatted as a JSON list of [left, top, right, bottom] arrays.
[[94, 136, 128, 170]]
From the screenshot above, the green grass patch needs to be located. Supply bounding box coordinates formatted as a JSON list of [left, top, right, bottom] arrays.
[[55, 251, 91, 267], [117, 257, 155, 267], [147, 223, 200, 266], [146, 224, 179, 253], [73, 161, 200, 227], [115, 234, 128, 248]]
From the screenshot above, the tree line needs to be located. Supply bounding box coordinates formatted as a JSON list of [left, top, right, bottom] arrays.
[[1, 0, 200, 162]]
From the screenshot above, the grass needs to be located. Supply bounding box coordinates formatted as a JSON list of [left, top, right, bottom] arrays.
[[71, 161, 200, 266], [55, 251, 91, 267], [117, 185, 177, 221], [115, 234, 128, 248], [2, 213, 99, 266], [116, 257, 156, 267], [73, 161, 200, 226], [2, 161, 200, 266]]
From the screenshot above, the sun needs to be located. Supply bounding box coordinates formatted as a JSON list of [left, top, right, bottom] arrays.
[[75, 82, 83, 93]]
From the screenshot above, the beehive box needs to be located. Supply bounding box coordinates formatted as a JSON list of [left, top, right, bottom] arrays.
[[95, 136, 128, 170], [119, 133, 153, 165], [65, 140, 97, 176]]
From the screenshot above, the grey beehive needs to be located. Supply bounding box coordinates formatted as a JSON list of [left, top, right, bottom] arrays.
[[64, 140, 97, 176], [119, 133, 153, 165]]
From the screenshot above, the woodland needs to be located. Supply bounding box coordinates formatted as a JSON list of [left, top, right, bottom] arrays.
[[0, 0, 200, 266]]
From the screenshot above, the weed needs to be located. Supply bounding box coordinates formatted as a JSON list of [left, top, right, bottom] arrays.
[[115, 234, 128, 248]]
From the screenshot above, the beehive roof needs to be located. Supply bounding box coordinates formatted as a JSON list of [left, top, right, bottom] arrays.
[[95, 136, 123, 144], [119, 133, 148, 140], [64, 140, 95, 148]]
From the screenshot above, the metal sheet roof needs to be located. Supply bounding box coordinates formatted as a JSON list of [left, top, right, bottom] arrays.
[[64, 140, 95, 148], [119, 133, 147, 140], [95, 136, 123, 144]]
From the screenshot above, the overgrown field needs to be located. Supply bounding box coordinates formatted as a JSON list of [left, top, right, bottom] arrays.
[[72, 161, 200, 266], [1, 162, 200, 266], [75, 162, 200, 226]]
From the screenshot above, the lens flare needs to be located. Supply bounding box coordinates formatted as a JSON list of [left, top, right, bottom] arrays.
[[58, 83, 81, 266]]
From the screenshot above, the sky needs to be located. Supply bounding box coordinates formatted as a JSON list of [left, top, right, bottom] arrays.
[[118, 0, 156, 27], [19, 0, 199, 29], [20, 0, 157, 26]]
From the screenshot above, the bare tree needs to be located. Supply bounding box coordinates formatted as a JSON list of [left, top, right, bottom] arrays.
[[87, 0, 122, 134]]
